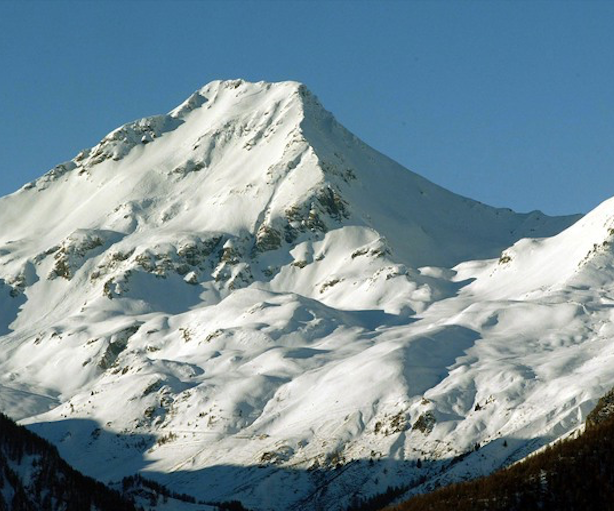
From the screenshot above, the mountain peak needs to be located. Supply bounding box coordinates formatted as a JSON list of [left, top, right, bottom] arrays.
[[4, 79, 577, 272], [197, 78, 306, 95], [1, 79, 599, 511], [169, 78, 316, 118]]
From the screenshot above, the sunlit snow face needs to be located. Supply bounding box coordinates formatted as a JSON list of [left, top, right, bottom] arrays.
[[1, 79, 603, 511]]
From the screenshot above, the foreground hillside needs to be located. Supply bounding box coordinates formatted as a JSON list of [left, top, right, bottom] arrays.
[[0, 412, 136, 511], [386, 392, 614, 511], [4, 79, 614, 510], [0, 412, 244, 510]]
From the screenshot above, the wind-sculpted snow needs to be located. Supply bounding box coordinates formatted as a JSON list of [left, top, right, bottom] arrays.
[[3, 79, 612, 510]]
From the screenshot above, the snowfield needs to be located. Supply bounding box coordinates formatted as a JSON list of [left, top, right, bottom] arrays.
[[1, 79, 611, 510]]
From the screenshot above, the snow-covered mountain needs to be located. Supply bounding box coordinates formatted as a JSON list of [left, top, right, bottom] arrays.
[[1, 79, 610, 510]]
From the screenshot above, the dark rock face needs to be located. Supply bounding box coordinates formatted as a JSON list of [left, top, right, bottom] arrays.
[[412, 411, 436, 435], [586, 386, 614, 428]]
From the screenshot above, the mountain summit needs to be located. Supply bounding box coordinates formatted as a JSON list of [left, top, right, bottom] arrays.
[[3, 80, 609, 510]]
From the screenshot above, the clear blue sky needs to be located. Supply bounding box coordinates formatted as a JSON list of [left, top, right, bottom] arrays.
[[1, 0, 613, 215]]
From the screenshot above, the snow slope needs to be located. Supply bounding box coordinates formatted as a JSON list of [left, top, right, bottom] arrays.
[[2, 79, 610, 510]]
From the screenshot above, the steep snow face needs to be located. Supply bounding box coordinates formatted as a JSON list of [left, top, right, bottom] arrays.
[[0, 79, 604, 510], [457, 195, 614, 299]]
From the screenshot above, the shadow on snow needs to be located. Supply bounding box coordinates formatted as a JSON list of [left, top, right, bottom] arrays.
[[25, 417, 549, 511]]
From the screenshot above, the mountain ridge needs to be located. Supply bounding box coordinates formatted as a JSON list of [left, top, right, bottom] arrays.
[[1, 79, 610, 510]]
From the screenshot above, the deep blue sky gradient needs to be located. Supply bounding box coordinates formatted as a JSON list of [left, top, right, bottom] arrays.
[[1, 0, 613, 215]]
